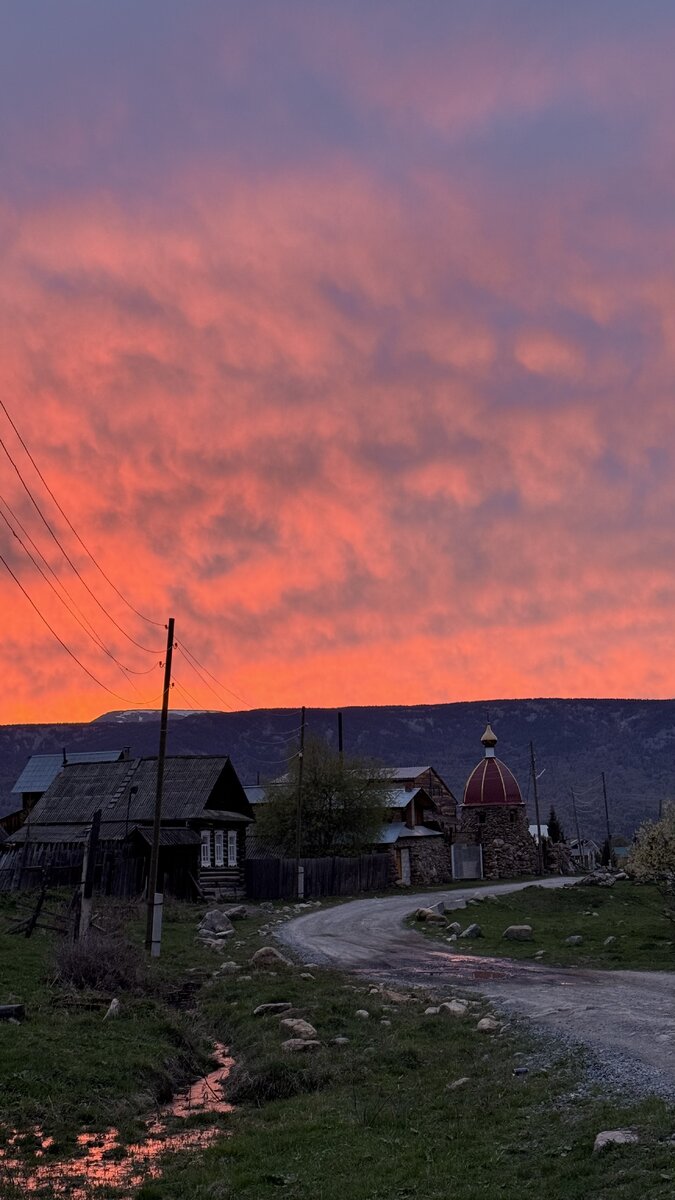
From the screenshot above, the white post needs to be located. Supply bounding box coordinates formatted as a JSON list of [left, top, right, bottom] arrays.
[[297, 864, 305, 900], [150, 892, 164, 958]]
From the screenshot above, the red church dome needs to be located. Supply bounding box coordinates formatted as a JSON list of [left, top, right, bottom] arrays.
[[462, 724, 523, 807]]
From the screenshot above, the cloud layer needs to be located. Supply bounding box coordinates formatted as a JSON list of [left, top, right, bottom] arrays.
[[2, 1, 675, 720]]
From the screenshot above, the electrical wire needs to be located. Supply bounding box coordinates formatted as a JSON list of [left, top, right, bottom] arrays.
[[0, 430, 163, 654], [172, 675, 224, 713], [0, 501, 160, 683], [174, 645, 236, 710], [0, 397, 165, 628], [0, 550, 165, 705], [175, 641, 251, 707]]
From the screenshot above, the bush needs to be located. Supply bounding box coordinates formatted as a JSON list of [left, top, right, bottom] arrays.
[[53, 931, 147, 993]]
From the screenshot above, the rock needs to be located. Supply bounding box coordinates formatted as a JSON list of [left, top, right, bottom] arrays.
[[472, 892, 485, 902], [103, 998, 120, 1021], [216, 961, 241, 975], [459, 923, 483, 939], [476, 1017, 500, 1033], [447, 1076, 471, 1090], [355, 1009, 370, 1019], [280, 1018, 318, 1039], [439, 1000, 469, 1017], [446, 934, 458, 943], [281, 1038, 321, 1053], [333, 1036, 350, 1045], [578, 871, 616, 888], [593, 1129, 639, 1153], [565, 935, 583, 945], [380, 1019, 391, 1026], [381, 988, 414, 1004], [424, 1006, 441, 1016], [533, 950, 546, 958], [486, 894, 500, 903], [513, 1066, 529, 1076], [253, 1002, 293, 1016], [415, 907, 446, 923], [300, 972, 315, 980], [236, 975, 253, 982], [223, 905, 248, 921], [447, 921, 462, 934], [199, 938, 232, 952], [604, 936, 617, 946], [503, 925, 533, 941], [615, 871, 628, 881], [200, 910, 235, 935], [250, 946, 293, 969]]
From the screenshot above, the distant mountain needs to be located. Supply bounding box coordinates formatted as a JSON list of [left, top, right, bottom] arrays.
[[2, 698, 674, 842]]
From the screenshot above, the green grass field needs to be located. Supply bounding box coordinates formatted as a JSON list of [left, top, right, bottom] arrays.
[[1, 886, 674, 1199], [412, 880, 675, 970]]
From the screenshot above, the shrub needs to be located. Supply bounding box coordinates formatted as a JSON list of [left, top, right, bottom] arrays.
[[53, 931, 147, 993], [227, 1055, 332, 1106]]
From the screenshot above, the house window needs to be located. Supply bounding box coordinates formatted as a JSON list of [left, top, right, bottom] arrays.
[[214, 830, 224, 867], [201, 830, 211, 868], [227, 830, 238, 867]]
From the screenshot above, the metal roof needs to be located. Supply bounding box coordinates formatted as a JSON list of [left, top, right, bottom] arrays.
[[384, 767, 432, 780], [128, 827, 202, 848], [388, 787, 424, 809], [14, 756, 252, 833], [244, 785, 267, 805], [377, 823, 443, 844], [12, 751, 125, 795]]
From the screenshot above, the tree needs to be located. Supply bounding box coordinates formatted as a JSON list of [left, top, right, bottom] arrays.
[[256, 734, 392, 857], [547, 807, 565, 843], [629, 805, 675, 926]]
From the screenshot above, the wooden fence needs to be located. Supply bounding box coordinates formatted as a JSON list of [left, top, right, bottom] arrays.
[[244, 852, 391, 901]]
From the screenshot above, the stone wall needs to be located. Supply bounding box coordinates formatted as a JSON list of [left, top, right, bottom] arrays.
[[395, 835, 453, 886], [544, 841, 574, 875], [459, 806, 539, 879]]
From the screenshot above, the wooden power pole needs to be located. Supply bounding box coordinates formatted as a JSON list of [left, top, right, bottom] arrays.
[[295, 705, 306, 900], [338, 710, 344, 761], [570, 787, 583, 867], [145, 616, 175, 956], [601, 771, 612, 849], [529, 742, 544, 875]]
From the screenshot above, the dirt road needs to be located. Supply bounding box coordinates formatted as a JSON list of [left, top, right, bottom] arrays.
[[277, 879, 675, 1093]]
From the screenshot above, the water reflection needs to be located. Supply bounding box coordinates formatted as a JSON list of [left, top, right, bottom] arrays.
[[0, 1043, 233, 1198]]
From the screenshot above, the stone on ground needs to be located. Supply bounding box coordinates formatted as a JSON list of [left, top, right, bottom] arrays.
[[439, 1000, 469, 1017], [424, 1006, 441, 1016], [447, 921, 462, 934], [280, 1017, 318, 1039], [199, 909, 235, 935], [503, 924, 533, 941], [447, 1076, 471, 1090], [604, 936, 617, 946], [250, 946, 293, 969], [281, 1038, 321, 1053], [476, 1017, 500, 1033], [355, 1009, 370, 1019], [565, 935, 583, 945], [223, 905, 248, 920], [333, 1036, 350, 1045], [216, 961, 241, 975], [253, 1002, 293, 1016], [593, 1129, 639, 1153], [459, 923, 483, 939]]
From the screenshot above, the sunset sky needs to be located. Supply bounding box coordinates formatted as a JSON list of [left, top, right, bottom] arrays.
[[2, 1, 675, 722]]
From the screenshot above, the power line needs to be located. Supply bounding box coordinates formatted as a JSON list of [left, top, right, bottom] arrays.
[[0, 550, 164, 705], [0, 500, 159, 683], [0, 397, 165, 629], [174, 645, 235, 711], [0, 429, 163, 655], [175, 641, 251, 707], [172, 675, 223, 713]]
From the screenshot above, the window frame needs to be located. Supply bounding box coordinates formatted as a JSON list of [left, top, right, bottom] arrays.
[[200, 829, 211, 868], [227, 829, 238, 867], [214, 830, 224, 867]]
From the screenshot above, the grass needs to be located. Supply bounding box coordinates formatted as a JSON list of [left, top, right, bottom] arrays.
[[1, 886, 675, 1199], [411, 880, 675, 970]]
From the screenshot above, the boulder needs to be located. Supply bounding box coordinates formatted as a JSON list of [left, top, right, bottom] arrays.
[[604, 936, 617, 947], [380, 1019, 392, 1026], [333, 1036, 350, 1045], [216, 961, 241, 975], [223, 905, 248, 921], [280, 1018, 318, 1039], [503, 925, 533, 941], [424, 1006, 441, 1016], [439, 1000, 468, 1017], [355, 1009, 370, 1019], [447, 1076, 471, 1090], [300, 972, 315, 980], [476, 1017, 500, 1033], [459, 923, 483, 939], [415, 907, 446, 923], [250, 946, 293, 969], [565, 935, 583, 946], [447, 921, 462, 934], [281, 1038, 321, 1053], [253, 1002, 293, 1016], [615, 871, 628, 881], [446, 934, 457, 943], [200, 910, 235, 935], [593, 1129, 639, 1153]]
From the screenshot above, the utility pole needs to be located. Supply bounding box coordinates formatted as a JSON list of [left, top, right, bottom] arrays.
[[601, 771, 612, 855], [295, 705, 306, 900], [145, 616, 175, 956], [338, 710, 343, 761], [570, 787, 583, 869], [529, 742, 544, 875]]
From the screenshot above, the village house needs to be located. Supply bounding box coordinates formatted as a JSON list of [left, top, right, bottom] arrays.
[[0, 749, 128, 838], [0, 755, 254, 900]]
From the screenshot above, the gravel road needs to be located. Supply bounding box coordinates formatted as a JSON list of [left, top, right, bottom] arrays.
[[277, 879, 675, 1095]]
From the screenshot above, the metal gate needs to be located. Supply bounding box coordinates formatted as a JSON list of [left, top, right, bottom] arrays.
[[451, 844, 483, 880]]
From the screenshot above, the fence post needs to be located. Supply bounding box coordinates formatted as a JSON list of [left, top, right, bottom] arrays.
[[78, 810, 101, 940]]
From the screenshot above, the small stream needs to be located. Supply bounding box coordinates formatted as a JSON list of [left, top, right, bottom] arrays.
[[0, 1043, 233, 1198]]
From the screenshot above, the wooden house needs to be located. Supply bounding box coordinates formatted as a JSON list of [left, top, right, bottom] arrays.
[[0, 749, 127, 839], [0, 756, 254, 900]]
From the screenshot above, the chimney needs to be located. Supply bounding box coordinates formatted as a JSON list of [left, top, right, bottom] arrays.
[[62, 747, 68, 767], [122, 747, 131, 761]]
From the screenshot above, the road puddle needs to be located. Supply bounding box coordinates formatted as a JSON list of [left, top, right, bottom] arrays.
[[0, 1043, 233, 1198]]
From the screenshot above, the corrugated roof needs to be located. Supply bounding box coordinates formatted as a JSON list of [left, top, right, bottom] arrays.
[[12, 750, 125, 794], [377, 823, 443, 844], [16, 756, 252, 832], [244, 785, 266, 805], [385, 767, 432, 780], [388, 787, 423, 809], [129, 827, 201, 847]]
